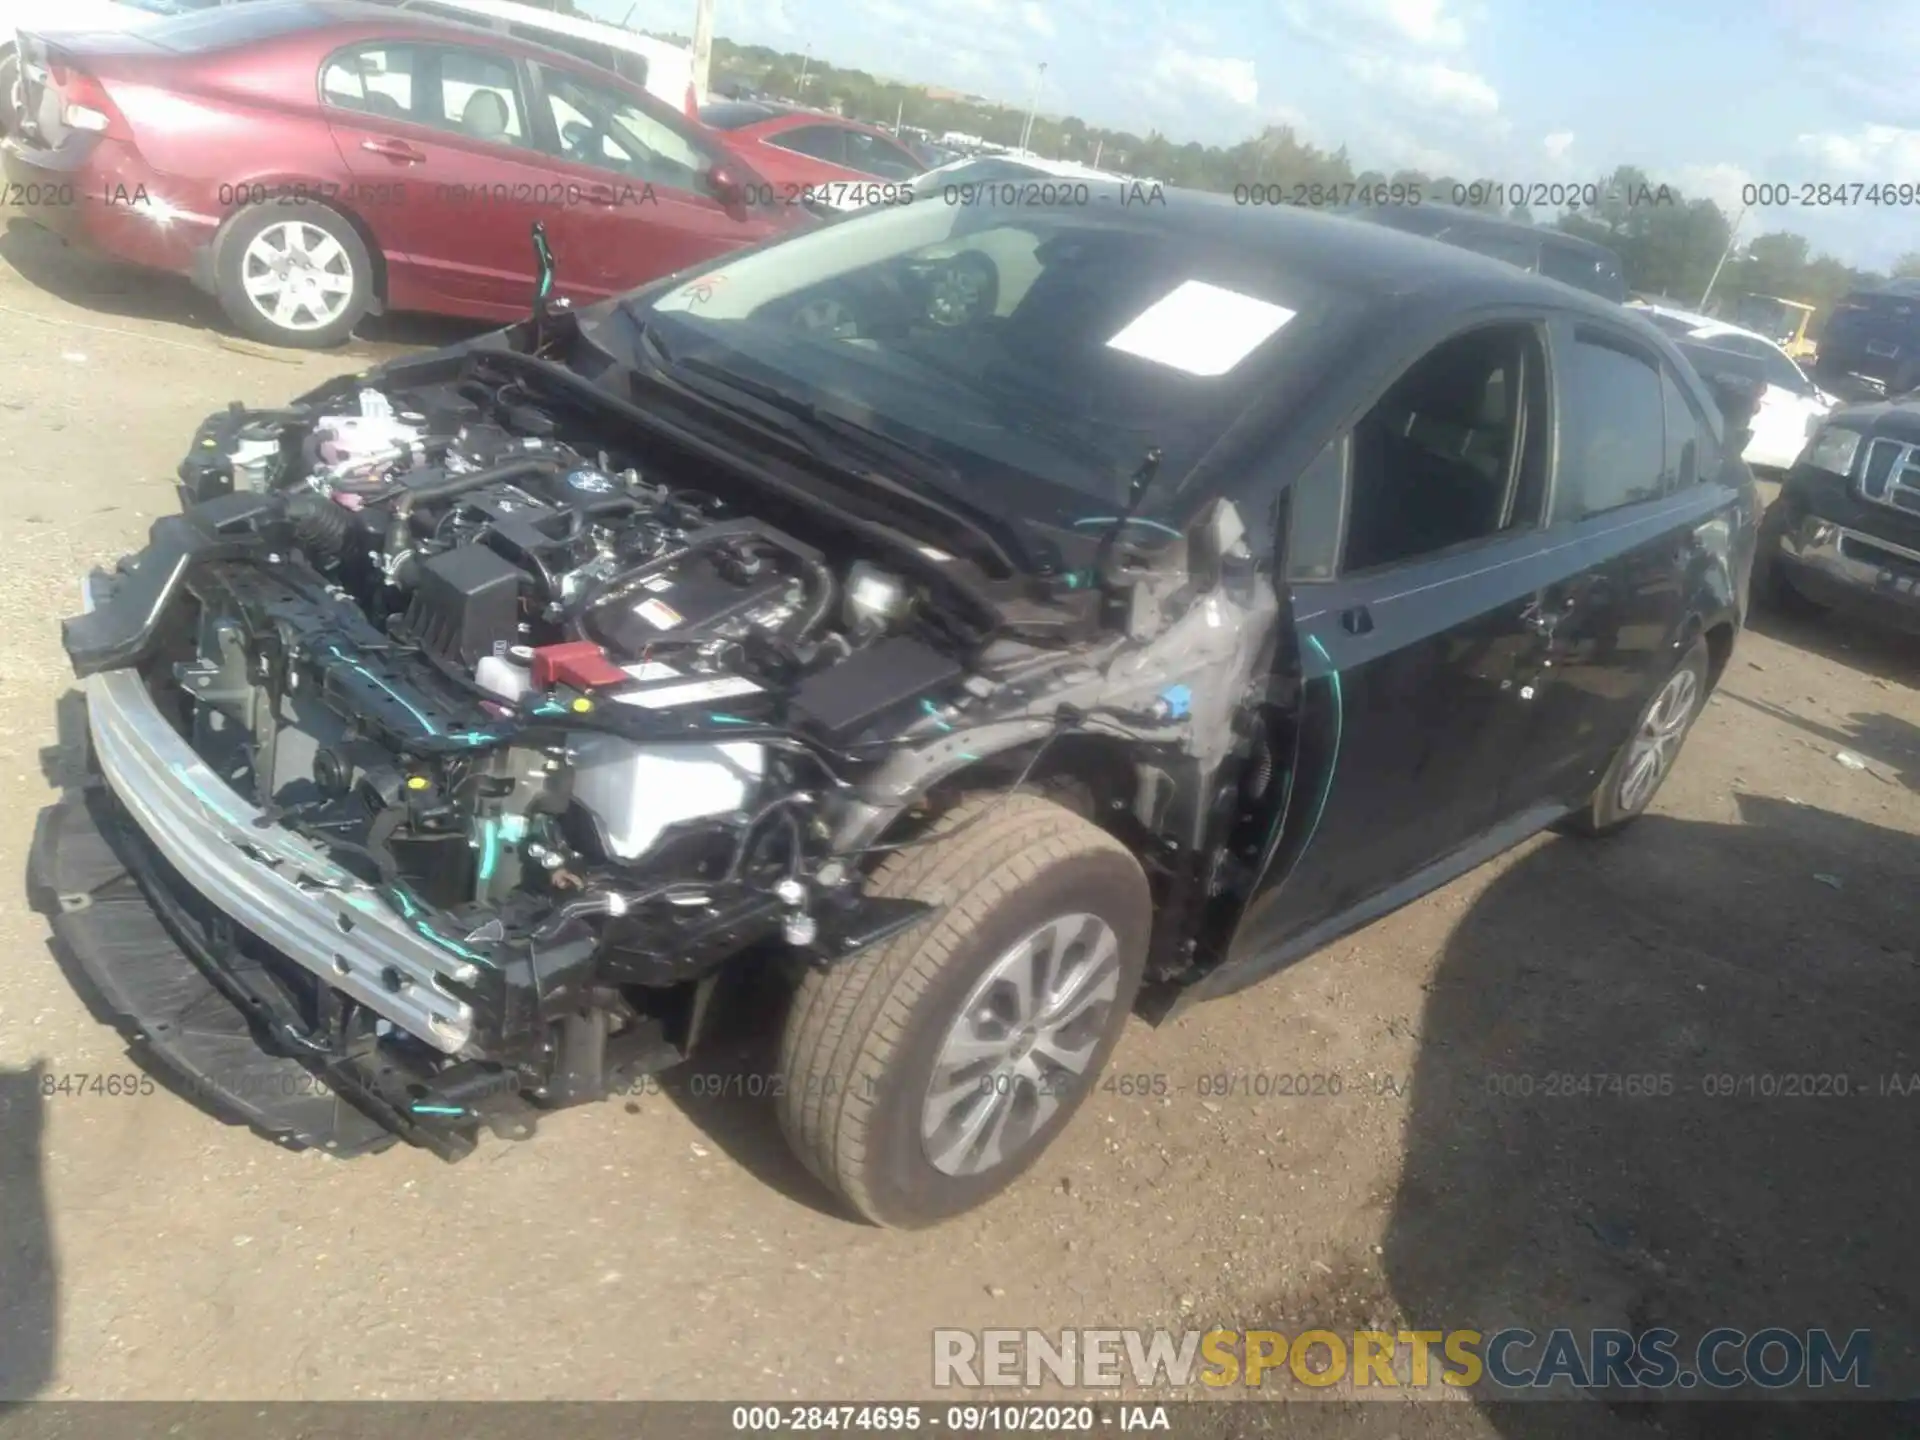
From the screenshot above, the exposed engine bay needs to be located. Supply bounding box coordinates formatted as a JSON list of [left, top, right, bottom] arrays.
[[58, 343, 1287, 1158]]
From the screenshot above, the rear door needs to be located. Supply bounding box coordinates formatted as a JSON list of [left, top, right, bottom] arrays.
[[1496, 320, 1724, 813], [322, 39, 555, 312], [525, 59, 767, 298], [1229, 319, 1561, 955]]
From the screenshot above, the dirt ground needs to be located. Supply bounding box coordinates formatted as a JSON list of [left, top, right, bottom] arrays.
[[2, 210, 1917, 1432]]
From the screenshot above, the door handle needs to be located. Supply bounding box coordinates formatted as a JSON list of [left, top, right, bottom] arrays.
[[1340, 604, 1374, 636], [583, 184, 621, 207], [360, 138, 426, 163]]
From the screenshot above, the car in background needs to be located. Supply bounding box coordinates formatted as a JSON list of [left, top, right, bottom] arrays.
[[1729, 292, 1817, 362], [3, 1, 799, 347], [1757, 397, 1920, 631], [366, 0, 700, 117], [1813, 279, 1920, 397], [1629, 301, 1837, 470], [3, 0, 238, 137], [1351, 204, 1629, 303], [696, 99, 927, 205]]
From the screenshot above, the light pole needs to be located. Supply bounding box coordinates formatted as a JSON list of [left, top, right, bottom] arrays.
[[691, 0, 714, 106], [1018, 61, 1047, 154], [797, 44, 811, 97], [1699, 201, 1751, 311]]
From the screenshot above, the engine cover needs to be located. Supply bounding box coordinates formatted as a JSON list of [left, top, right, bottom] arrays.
[[583, 550, 804, 653]]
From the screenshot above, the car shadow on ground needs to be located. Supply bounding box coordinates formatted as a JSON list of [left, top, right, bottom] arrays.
[[1745, 592, 1920, 690], [0, 1064, 57, 1402], [653, 965, 849, 1221], [1380, 795, 1920, 1434], [1, 217, 485, 356]]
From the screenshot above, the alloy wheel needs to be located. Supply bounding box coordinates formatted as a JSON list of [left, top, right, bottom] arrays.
[[920, 912, 1121, 1177], [239, 221, 356, 333], [1617, 665, 1700, 814]]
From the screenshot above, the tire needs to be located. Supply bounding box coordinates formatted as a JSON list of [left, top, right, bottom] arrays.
[[212, 201, 372, 349], [1752, 500, 1828, 617], [777, 793, 1150, 1228], [1563, 636, 1710, 837], [0, 49, 21, 141]]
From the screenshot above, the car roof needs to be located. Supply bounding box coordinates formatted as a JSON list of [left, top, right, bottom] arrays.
[[1355, 203, 1624, 260], [922, 153, 1138, 184], [371, 0, 690, 58], [196, 1, 664, 80], [1628, 302, 1798, 356]]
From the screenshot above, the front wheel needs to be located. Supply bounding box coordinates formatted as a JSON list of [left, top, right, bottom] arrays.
[[1563, 636, 1710, 837], [213, 202, 372, 348], [777, 793, 1150, 1228]]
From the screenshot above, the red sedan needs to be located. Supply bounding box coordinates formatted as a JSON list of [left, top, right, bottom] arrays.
[[697, 100, 926, 204], [2, 0, 804, 346]]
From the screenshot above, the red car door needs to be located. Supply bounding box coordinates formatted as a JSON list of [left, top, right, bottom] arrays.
[[527, 60, 778, 298], [320, 39, 566, 317]]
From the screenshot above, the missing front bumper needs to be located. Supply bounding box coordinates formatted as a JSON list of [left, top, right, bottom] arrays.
[[76, 573, 480, 1052]]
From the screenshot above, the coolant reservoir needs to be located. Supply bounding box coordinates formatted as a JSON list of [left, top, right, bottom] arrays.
[[475, 653, 534, 703], [568, 736, 765, 861]]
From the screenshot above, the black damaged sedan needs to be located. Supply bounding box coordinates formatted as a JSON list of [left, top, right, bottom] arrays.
[[32, 193, 1759, 1227], [1757, 397, 1920, 632]]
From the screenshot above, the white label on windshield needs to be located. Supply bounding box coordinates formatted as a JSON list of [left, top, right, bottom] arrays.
[[1105, 280, 1296, 377]]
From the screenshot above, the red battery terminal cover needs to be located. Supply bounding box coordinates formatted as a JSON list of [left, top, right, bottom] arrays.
[[530, 642, 628, 691]]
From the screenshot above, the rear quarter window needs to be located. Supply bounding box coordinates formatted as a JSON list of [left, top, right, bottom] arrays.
[[1556, 330, 1668, 520]]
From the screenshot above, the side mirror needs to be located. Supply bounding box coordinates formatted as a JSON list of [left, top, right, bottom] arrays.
[[705, 165, 747, 207]]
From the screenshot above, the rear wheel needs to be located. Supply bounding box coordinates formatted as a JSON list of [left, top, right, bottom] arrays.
[[1563, 636, 1710, 837], [0, 49, 22, 141], [777, 793, 1149, 1228], [213, 202, 372, 349]]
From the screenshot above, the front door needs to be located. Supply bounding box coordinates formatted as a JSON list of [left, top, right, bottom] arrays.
[[322, 40, 555, 313], [526, 61, 769, 301], [1229, 321, 1561, 959]]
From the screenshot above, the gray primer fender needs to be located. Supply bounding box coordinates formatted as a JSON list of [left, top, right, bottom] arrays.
[[826, 509, 1280, 856]]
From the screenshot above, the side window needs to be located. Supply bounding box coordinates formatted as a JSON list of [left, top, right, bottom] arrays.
[[1554, 331, 1666, 521], [1341, 324, 1545, 573], [1660, 367, 1709, 490], [1284, 435, 1348, 582], [320, 44, 417, 122], [843, 131, 921, 180], [538, 64, 711, 188], [766, 125, 848, 164], [428, 45, 531, 147], [511, 25, 618, 77]]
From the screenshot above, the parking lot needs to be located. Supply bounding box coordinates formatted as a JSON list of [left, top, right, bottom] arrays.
[[2, 204, 1918, 1424]]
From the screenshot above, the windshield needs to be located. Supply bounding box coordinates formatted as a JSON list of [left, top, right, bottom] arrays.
[[621, 201, 1356, 528], [1730, 296, 1799, 341]]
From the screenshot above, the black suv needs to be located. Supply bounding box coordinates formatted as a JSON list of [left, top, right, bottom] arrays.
[[1759, 397, 1920, 629], [1351, 204, 1630, 303], [33, 197, 1757, 1228], [1814, 280, 1920, 396]]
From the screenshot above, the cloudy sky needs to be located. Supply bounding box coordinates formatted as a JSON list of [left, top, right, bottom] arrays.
[[588, 0, 1920, 269]]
